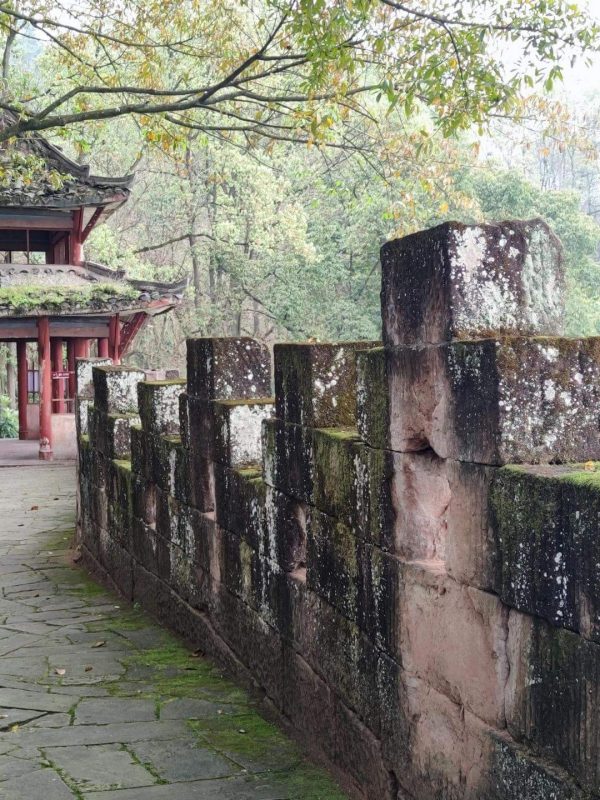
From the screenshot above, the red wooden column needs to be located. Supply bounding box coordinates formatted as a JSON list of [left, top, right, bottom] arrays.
[[108, 314, 121, 365], [98, 338, 109, 358], [16, 340, 28, 440], [71, 208, 84, 265], [51, 338, 66, 414], [67, 339, 76, 404], [37, 318, 53, 460]]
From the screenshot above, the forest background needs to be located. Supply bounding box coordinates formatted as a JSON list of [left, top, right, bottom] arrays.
[[0, 0, 599, 385]]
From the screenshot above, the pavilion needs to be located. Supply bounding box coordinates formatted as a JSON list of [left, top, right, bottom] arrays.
[[0, 116, 184, 460]]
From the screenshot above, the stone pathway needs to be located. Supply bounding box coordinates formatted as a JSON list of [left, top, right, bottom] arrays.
[[0, 465, 347, 799]]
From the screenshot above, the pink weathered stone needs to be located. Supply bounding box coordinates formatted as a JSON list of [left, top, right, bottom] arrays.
[[388, 337, 600, 464], [403, 674, 494, 799], [445, 460, 497, 591], [400, 562, 509, 728], [392, 451, 449, 561]]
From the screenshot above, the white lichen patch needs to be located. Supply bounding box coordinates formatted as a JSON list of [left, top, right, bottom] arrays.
[[105, 369, 146, 413], [448, 222, 564, 338], [228, 403, 273, 466]]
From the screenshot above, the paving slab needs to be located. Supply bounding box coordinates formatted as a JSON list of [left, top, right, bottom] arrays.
[[0, 463, 347, 799]]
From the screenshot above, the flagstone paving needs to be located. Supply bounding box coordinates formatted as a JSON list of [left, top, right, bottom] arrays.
[[0, 465, 347, 799]]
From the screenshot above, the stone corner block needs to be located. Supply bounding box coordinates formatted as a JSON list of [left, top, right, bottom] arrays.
[[381, 218, 565, 346], [92, 365, 146, 414], [186, 336, 271, 401]]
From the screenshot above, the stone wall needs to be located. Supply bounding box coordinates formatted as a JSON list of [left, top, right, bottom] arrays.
[[76, 217, 600, 800]]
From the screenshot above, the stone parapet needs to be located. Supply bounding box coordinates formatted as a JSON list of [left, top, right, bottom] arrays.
[[75, 219, 598, 800]]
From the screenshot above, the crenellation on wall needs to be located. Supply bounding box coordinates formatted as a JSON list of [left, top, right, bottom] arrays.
[[76, 219, 600, 800]]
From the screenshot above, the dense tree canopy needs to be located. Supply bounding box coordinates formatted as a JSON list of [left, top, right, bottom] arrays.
[[0, 0, 598, 374]]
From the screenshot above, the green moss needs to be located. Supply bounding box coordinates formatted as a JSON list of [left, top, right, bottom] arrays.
[[0, 282, 139, 314], [142, 379, 187, 387], [316, 427, 360, 441], [113, 458, 132, 472], [215, 397, 275, 407]]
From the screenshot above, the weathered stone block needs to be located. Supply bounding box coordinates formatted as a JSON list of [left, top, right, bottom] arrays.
[[156, 489, 194, 554], [506, 610, 600, 793], [307, 509, 359, 621], [131, 474, 157, 527], [392, 450, 448, 561], [356, 346, 390, 449], [186, 336, 271, 401], [214, 464, 266, 550], [486, 733, 586, 800], [400, 562, 509, 728], [282, 648, 336, 761], [92, 365, 146, 414], [402, 673, 493, 800], [357, 545, 401, 657], [76, 397, 93, 437], [388, 337, 600, 464], [265, 487, 307, 573], [186, 394, 215, 512], [191, 509, 222, 585], [212, 398, 273, 467], [312, 427, 360, 519], [138, 379, 185, 436], [106, 459, 134, 550], [381, 219, 565, 346], [295, 589, 382, 735], [445, 460, 497, 591], [97, 527, 134, 600], [493, 464, 600, 639], [352, 444, 396, 551], [179, 392, 190, 448], [262, 417, 314, 504], [274, 341, 377, 428], [75, 356, 112, 400]]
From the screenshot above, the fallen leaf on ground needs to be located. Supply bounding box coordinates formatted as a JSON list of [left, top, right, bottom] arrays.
[[30, 505, 38, 511], [54, 668, 66, 676], [84, 666, 93, 672], [92, 641, 105, 648]]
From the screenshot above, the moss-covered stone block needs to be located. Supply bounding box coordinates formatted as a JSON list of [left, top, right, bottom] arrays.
[[106, 458, 133, 550], [93, 365, 146, 414], [356, 346, 390, 449], [296, 589, 382, 736], [492, 463, 600, 638], [265, 487, 307, 573], [307, 509, 359, 622], [356, 544, 401, 657], [312, 427, 360, 519], [274, 341, 377, 428], [262, 417, 314, 504], [186, 336, 271, 401], [507, 612, 600, 793], [151, 434, 189, 500], [214, 463, 266, 550], [381, 219, 565, 347], [213, 398, 273, 467], [156, 488, 195, 554], [137, 379, 185, 436], [186, 394, 215, 512], [352, 443, 395, 551], [388, 336, 600, 464]]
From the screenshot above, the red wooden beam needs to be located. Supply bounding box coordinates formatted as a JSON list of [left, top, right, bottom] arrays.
[[81, 207, 104, 243], [119, 312, 147, 359]]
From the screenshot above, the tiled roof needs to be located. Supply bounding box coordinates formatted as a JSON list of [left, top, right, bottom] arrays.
[[0, 261, 186, 317], [0, 112, 133, 210]]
